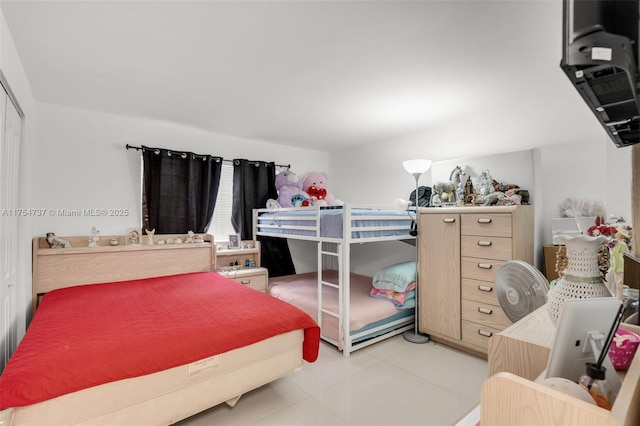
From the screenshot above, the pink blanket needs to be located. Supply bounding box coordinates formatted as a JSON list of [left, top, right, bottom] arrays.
[[269, 270, 407, 348]]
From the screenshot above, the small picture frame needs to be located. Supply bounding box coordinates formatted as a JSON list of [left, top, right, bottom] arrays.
[[126, 228, 141, 245], [228, 234, 240, 248]]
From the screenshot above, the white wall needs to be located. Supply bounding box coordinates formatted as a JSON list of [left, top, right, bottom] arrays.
[[330, 131, 632, 273], [539, 137, 631, 242], [31, 102, 329, 237], [1, 8, 37, 340]]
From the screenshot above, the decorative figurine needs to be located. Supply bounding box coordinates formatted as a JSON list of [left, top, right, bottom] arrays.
[[610, 228, 630, 298], [128, 230, 140, 245], [477, 170, 494, 195], [88, 226, 100, 247], [463, 176, 476, 205], [46, 232, 71, 248], [430, 180, 456, 206], [186, 230, 195, 243], [145, 228, 155, 245]]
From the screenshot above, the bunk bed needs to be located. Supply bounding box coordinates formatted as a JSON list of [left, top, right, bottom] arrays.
[[253, 204, 417, 356]]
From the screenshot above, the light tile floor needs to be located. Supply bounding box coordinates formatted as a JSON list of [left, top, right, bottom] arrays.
[[177, 335, 487, 426]]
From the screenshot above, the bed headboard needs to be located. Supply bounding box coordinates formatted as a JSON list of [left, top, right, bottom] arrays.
[[32, 234, 216, 312]]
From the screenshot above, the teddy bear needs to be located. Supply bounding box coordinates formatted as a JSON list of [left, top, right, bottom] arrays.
[[273, 169, 310, 207], [302, 172, 341, 206]]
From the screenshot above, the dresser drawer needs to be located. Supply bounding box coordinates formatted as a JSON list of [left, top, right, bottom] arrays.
[[461, 320, 504, 353], [461, 214, 512, 238], [461, 257, 505, 282], [461, 278, 499, 306], [461, 299, 512, 330], [461, 236, 512, 260], [232, 273, 266, 292], [222, 267, 268, 292]]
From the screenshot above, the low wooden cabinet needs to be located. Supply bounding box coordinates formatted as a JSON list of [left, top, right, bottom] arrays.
[[418, 205, 533, 355], [483, 306, 640, 425], [215, 240, 261, 269], [215, 241, 268, 293], [218, 267, 268, 293]]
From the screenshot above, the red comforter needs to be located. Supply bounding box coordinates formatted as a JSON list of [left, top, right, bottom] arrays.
[[0, 272, 320, 409]]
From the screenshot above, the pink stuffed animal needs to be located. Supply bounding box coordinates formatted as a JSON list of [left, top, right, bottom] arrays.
[[302, 172, 337, 206], [274, 170, 309, 207]]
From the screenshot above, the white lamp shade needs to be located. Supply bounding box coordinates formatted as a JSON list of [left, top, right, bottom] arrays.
[[403, 159, 432, 175]]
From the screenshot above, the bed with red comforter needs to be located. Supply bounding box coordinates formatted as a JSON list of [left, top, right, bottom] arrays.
[[0, 272, 320, 425]]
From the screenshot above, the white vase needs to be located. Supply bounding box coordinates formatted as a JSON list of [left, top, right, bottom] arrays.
[[547, 234, 612, 325]]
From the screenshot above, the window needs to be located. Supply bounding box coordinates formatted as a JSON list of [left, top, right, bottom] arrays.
[[207, 164, 235, 242]]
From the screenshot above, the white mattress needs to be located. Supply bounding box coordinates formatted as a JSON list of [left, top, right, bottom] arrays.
[[257, 207, 413, 239]]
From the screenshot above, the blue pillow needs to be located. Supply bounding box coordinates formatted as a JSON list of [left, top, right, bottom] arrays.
[[372, 261, 416, 292]]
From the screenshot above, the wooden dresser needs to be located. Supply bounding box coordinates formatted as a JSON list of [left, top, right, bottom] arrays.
[[418, 205, 533, 355]]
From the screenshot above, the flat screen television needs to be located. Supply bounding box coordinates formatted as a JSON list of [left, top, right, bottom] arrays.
[[561, 0, 640, 147]]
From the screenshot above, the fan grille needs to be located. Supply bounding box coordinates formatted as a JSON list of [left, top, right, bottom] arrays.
[[495, 260, 549, 323]]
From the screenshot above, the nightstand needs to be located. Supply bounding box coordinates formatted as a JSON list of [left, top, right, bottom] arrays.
[[215, 240, 267, 292], [219, 267, 268, 293], [216, 240, 260, 268]]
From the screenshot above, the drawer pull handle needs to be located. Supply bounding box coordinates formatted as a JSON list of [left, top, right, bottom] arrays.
[[478, 329, 493, 337], [477, 218, 492, 224], [477, 263, 493, 269], [442, 218, 456, 223], [240, 280, 251, 285], [477, 241, 492, 246], [478, 285, 493, 292], [478, 307, 493, 315]]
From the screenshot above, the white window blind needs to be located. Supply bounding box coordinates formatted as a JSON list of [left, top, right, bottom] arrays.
[[208, 164, 236, 242]]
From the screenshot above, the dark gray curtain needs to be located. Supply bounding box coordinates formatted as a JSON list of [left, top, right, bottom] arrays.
[[142, 146, 223, 234], [231, 159, 295, 277]]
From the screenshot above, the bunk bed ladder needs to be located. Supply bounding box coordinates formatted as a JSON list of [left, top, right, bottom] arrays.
[[318, 241, 346, 352]]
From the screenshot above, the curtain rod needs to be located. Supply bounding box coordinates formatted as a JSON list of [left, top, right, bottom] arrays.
[[125, 144, 290, 169]]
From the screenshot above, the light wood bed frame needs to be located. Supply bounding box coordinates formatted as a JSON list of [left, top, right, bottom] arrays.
[[2, 234, 305, 426]]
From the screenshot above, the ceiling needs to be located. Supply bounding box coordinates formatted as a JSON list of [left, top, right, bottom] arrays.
[[1, 0, 590, 151]]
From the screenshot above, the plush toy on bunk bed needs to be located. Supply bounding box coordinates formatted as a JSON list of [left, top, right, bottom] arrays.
[[302, 172, 342, 206], [271, 169, 311, 208]]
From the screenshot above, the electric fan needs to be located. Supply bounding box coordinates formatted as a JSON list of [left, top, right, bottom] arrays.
[[495, 260, 550, 323]]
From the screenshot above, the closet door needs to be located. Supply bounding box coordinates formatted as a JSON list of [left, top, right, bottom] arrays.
[[0, 85, 21, 371]]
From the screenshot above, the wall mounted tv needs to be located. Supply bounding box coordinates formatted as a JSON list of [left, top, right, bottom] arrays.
[[561, 0, 640, 147]]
